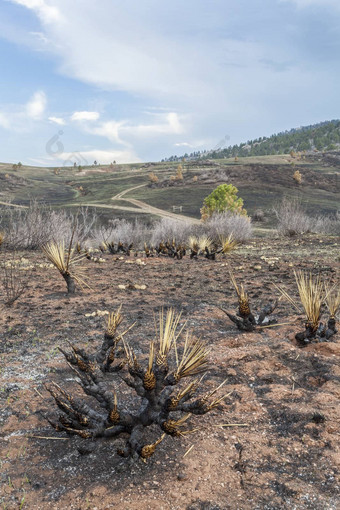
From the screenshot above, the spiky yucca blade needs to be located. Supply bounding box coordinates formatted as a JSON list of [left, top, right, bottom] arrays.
[[295, 271, 324, 332], [324, 283, 340, 319], [106, 306, 123, 337], [197, 235, 213, 252], [219, 234, 238, 254], [157, 308, 184, 366], [0, 232, 4, 247], [168, 378, 201, 410], [188, 236, 199, 252], [174, 333, 210, 381], [162, 413, 192, 436], [273, 282, 301, 313], [198, 380, 231, 411]]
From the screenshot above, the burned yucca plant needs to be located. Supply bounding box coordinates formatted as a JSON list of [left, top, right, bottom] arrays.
[[219, 234, 238, 255], [156, 240, 186, 259], [275, 271, 338, 344], [222, 271, 279, 331], [42, 234, 88, 294], [324, 284, 340, 339], [188, 235, 219, 260], [46, 308, 228, 460]]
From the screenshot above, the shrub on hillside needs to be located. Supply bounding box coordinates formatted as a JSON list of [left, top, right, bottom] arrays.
[[275, 198, 340, 236], [151, 218, 197, 246], [200, 184, 247, 220], [0, 202, 97, 250], [313, 213, 340, 236], [274, 198, 312, 236], [203, 211, 252, 242], [92, 218, 149, 250]]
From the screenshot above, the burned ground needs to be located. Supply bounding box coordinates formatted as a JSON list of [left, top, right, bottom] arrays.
[[0, 234, 339, 509]]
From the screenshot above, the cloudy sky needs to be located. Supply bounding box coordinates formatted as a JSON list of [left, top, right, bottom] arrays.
[[0, 0, 339, 165]]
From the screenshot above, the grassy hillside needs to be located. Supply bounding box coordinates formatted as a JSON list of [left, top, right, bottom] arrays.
[[0, 152, 339, 228], [165, 120, 340, 161]]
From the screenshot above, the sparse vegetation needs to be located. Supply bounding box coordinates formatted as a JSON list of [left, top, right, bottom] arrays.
[[0, 148, 339, 509]]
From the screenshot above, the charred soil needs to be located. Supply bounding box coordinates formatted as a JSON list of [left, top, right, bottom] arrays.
[[0, 234, 339, 509]]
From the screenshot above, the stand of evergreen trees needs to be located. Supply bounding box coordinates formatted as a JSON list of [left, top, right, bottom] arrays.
[[163, 120, 340, 162]]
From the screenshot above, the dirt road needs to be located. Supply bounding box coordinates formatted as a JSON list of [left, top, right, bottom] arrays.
[[72, 184, 200, 223]]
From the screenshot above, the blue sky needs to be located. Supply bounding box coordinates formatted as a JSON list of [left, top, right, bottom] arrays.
[[0, 0, 339, 165]]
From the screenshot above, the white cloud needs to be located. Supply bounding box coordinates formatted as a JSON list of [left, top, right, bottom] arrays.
[[90, 120, 125, 144], [48, 116, 65, 125], [26, 91, 47, 119], [11, 0, 62, 23], [0, 90, 48, 132], [78, 112, 185, 147], [71, 111, 100, 121], [120, 113, 184, 138]]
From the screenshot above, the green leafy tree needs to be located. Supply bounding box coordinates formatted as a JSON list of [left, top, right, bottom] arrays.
[[200, 184, 247, 220]]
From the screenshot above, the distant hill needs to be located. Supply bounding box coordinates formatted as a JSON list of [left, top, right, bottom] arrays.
[[164, 120, 340, 161]]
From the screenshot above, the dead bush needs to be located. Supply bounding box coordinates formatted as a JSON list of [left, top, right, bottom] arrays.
[[1, 255, 29, 306], [151, 218, 198, 246], [0, 202, 97, 250], [274, 198, 312, 236], [203, 211, 253, 243], [313, 213, 340, 236], [92, 218, 149, 250], [275, 199, 340, 236]]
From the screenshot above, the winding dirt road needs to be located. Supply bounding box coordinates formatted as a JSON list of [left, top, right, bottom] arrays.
[[75, 184, 200, 223], [0, 183, 200, 223]]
